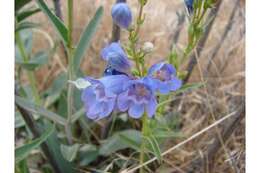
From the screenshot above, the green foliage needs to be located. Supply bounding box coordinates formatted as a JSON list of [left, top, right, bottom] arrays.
[[60, 144, 80, 162], [15, 0, 32, 11], [99, 130, 142, 156], [16, 96, 67, 126], [73, 6, 104, 74], [15, 124, 55, 163], [17, 8, 41, 22], [36, 0, 69, 46]]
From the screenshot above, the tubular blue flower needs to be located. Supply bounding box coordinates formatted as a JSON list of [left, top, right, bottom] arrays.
[[101, 42, 131, 73], [147, 62, 182, 94], [184, 0, 194, 14], [117, 77, 157, 119], [81, 75, 130, 120], [111, 2, 132, 29], [103, 66, 127, 76]]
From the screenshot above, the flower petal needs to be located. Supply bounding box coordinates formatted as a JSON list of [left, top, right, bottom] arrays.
[[88, 101, 102, 115], [147, 62, 164, 76], [158, 81, 172, 94], [117, 91, 130, 111], [128, 103, 144, 119], [84, 103, 98, 120], [99, 75, 130, 94], [146, 97, 157, 118], [107, 52, 131, 73], [169, 77, 182, 91], [98, 98, 115, 119], [111, 3, 132, 29], [81, 87, 96, 104]]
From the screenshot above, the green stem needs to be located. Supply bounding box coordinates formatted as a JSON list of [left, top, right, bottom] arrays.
[[66, 0, 74, 145], [139, 114, 147, 173], [16, 31, 40, 104]]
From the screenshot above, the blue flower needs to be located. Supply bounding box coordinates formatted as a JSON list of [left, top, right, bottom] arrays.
[[117, 77, 157, 119], [185, 0, 194, 14], [147, 62, 182, 94], [111, 2, 132, 29], [101, 42, 131, 73], [81, 75, 129, 120], [103, 66, 127, 76]]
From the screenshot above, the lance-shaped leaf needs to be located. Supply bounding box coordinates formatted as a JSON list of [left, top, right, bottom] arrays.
[[73, 6, 103, 74], [36, 0, 68, 45], [15, 124, 55, 163], [15, 96, 67, 126]]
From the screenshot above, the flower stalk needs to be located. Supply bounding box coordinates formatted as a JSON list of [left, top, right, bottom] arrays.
[[66, 0, 74, 145]]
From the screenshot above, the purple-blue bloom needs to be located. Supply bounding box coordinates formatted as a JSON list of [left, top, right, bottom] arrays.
[[101, 42, 131, 74], [185, 0, 194, 14], [117, 77, 157, 119], [81, 75, 129, 120], [111, 2, 132, 29], [148, 62, 182, 94], [103, 66, 127, 76]]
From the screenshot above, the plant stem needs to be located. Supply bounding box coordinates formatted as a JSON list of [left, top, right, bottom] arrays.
[[139, 114, 147, 173], [66, 0, 74, 145], [15, 31, 40, 104]]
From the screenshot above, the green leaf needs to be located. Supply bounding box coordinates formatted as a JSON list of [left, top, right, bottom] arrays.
[[15, 30, 33, 59], [145, 135, 162, 163], [17, 8, 41, 22], [16, 51, 50, 70], [154, 131, 183, 138], [44, 73, 67, 108], [36, 0, 68, 45], [79, 144, 98, 166], [15, 124, 55, 163], [99, 130, 141, 156], [41, 122, 75, 173], [73, 6, 103, 74], [15, 111, 26, 128], [71, 107, 85, 123], [15, 0, 32, 11], [17, 159, 29, 173], [15, 96, 67, 126], [176, 82, 205, 94], [60, 144, 80, 162], [15, 21, 41, 32]]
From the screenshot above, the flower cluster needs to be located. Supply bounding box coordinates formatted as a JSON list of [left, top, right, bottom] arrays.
[[80, 1, 182, 120]]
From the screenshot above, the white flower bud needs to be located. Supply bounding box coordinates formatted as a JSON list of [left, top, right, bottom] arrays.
[[142, 42, 154, 53], [68, 78, 91, 90]]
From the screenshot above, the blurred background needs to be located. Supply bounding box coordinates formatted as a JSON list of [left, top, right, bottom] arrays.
[[16, 0, 245, 172]]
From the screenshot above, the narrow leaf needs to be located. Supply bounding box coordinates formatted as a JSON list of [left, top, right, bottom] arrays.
[[60, 144, 80, 162], [17, 8, 41, 22], [15, 21, 40, 32], [15, 96, 67, 126], [15, 0, 32, 11], [99, 130, 141, 156], [73, 6, 103, 73], [36, 0, 68, 45], [15, 124, 55, 163]]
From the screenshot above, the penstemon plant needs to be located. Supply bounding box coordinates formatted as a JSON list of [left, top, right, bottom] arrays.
[[15, 0, 216, 172]]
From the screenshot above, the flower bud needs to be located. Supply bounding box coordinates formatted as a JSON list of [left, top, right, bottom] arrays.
[[184, 0, 194, 14], [142, 42, 154, 53], [111, 2, 132, 29]]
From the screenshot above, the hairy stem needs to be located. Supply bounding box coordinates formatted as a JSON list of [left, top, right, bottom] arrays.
[[66, 0, 74, 145], [139, 114, 147, 173]]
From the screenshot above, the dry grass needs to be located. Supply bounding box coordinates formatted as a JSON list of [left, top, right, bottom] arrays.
[[26, 0, 245, 172]]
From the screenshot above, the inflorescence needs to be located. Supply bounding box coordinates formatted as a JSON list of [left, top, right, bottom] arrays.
[[79, 1, 183, 120]]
